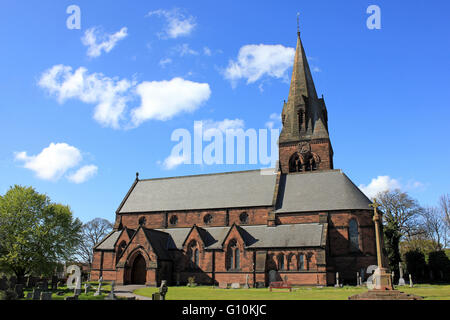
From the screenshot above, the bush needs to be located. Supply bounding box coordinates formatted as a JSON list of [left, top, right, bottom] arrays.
[[405, 250, 427, 282], [428, 251, 450, 282]]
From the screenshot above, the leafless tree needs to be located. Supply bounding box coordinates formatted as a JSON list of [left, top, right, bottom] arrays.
[[421, 206, 448, 251], [440, 194, 450, 229], [77, 218, 113, 266]]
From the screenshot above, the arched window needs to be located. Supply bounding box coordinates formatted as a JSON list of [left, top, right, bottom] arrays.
[[289, 153, 301, 172], [194, 249, 199, 266], [235, 248, 240, 269], [349, 219, 359, 252], [227, 239, 240, 270], [277, 254, 285, 270], [286, 254, 293, 271], [298, 254, 305, 270], [239, 212, 249, 224], [116, 241, 127, 262], [138, 216, 146, 226], [169, 215, 178, 226], [188, 240, 199, 268], [203, 214, 212, 225]]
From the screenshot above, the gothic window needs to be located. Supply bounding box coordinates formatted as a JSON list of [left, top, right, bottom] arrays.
[[138, 216, 146, 226], [277, 254, 285, 271], [188, 240, 199, 268], [203, 214, 212, 225], [116, 241, 127, 262], [169, 215, 178, 226], [239, 212, 249, 224], [349, 219, 360, 252], [286, 254, 292, 271], [289, 153, 301, 173], [226, 239, 240, 270], [194, 249, 199, 266], [298, 254, 305, 270]]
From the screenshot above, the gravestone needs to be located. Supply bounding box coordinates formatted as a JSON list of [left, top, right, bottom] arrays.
[[94, 277, 103, 296], [14, 284, 24, 299], [84, 283, 91, 294], [32, 289, 42, 300], [268, 270, 277, 284], [152, 292, 161, 300], [391, 271, 395, 284], [0, 275, 7, 290], [231, 282, 240, 289], [105, 281, 117, 300], [398, 262, 405, 286], [159, 280, 168, 300], [356, 272, 360, 286], [40, 292, 52, 300], [409, 274, 413, 288], [255, 282, 265, 288], [334, 272, 340, 287], [359, 276, 362, 287], [66, 265, 82, 295], [218, 282, 228, 289], [243, 274, 250, 289]]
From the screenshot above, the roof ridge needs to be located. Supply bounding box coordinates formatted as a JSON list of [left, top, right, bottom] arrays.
[[137, 168, 272, 182]]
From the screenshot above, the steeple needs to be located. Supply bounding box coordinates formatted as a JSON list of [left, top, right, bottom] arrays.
[[278, 23, 333, 174]]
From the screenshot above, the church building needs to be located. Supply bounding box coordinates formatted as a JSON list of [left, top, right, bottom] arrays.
[[91, 29, 377, 287]]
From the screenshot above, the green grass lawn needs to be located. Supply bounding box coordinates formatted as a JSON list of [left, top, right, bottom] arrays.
[[134, 284, 450, 300]]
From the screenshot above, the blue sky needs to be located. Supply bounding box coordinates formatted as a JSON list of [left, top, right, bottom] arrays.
[[1, 0, 449, 223]]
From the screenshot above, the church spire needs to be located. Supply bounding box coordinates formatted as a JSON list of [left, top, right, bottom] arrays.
[[278, 22, 333, 173]]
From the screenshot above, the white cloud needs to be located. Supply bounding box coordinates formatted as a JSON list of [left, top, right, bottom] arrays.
[[14, 143, 83, 181], [159, 57, 172, 67], [265, 113, 281, 129], [203, 47, 212, 56], [147, 8, 196, 39], [358, 176, 402, 199], [162, 154, 189, 170], [82, 27, 128, 58], [38, 65, 134, 129], [39, 65, 211, 129], [67, 165, 98, 184], [201, 118, 245, 136], [224, 44, 295, 87], [174, 43, 198, 56], [131, 77, 211, 126]]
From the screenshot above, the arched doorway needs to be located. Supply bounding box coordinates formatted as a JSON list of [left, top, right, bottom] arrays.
[[131, 254, 147, 284]]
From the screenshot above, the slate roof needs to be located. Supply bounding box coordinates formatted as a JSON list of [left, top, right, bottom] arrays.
[[118, 169, 278, 213], [95, 223, 326, 252], [275, 170, 372, 213], [94, 230, 121, 250]]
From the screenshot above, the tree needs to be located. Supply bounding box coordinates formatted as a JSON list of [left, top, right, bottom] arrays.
[[440, 194, 450, 229], [0, 185, 82, 281], [77, 218, 113, 267], [376, 189, 424, 274], [420, 206, 448, 251]]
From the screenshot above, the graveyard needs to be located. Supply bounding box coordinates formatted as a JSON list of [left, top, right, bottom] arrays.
[[133, 284, 450, 300]]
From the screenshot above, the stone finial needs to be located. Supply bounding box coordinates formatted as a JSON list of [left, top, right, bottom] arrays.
[[136, 172, 139, 180]]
